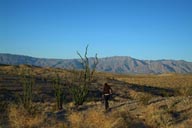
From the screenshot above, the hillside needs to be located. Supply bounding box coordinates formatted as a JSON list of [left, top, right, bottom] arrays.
[[0, 65, 192, 128], [0, 53, 192, 74]]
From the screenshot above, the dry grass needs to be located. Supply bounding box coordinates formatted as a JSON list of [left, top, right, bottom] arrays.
[[7, 103, 69, 128], [8, 104, 44, 128], [143, 103, 173, 128], [1, 65, 192, 128], [115, 74, 192, 96], [135, 96, 192, 128], [68, 108, 138, 128], [116, 74, 192, 88], [68, 109, 117, 128]]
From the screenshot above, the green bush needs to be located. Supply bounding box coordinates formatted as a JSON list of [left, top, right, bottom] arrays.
[[53, 74, 64, 110], [19, 67, 34, 113], [70, 45, 98, 107], [70, 84, 88, 106]]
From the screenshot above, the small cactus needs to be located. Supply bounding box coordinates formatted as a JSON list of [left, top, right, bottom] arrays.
[[19, 67, 34, 112], [53, 73, 64, 110]]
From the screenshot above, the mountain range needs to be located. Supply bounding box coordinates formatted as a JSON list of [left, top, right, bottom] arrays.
[[0, 53, 192, 74]]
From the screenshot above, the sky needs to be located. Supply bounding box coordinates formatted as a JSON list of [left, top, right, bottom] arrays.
[[0, 0, 192, 61]]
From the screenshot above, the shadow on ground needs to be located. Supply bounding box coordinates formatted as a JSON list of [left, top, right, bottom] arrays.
[[107, 78, 176, 97], [128, 83, 175, 97]]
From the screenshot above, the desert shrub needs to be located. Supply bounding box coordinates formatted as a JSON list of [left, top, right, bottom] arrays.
[[53, 73, 64, 110], [139, 93, 153, 105], [175, 86, 192, 96], [70, 45, 98, 107], [112, 109, 149, 128], [8, 104, 44, 128], [19, 67, 34, 113], [130, 91, 153, 105], [70, 84, 88, 106], [68, 107, 148, 128], [68, 109, 116, 128], [144, 105, 173, 128], [0, 101, 8, 113], [0, 101, 9, 128]]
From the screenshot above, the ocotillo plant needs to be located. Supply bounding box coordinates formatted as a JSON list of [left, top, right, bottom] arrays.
[[19, 67, 34, 112], [70, 83, 88, 106], [53, 73, 64, 110], [70, 45, 98, 107], [77, 45, 99, 84]]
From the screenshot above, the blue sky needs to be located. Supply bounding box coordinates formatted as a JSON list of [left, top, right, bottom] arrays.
[[0, 0, 192, 61]]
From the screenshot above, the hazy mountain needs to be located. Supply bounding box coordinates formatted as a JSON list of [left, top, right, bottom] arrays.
[[0, 53, 192, 74]]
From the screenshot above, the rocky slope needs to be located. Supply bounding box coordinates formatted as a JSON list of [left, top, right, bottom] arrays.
[[0, 53, 192, 74]]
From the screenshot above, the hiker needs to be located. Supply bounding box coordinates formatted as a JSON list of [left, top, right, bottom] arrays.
[[103, 83, 113, 111]]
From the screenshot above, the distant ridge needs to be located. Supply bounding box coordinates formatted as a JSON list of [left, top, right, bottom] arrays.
[[0, 53, 192, 74]]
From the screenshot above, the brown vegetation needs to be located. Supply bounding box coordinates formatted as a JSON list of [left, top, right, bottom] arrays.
[[0, 65, 192, 128]]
